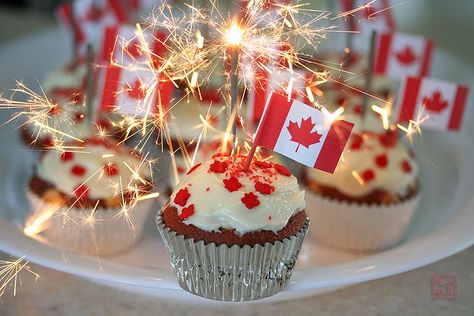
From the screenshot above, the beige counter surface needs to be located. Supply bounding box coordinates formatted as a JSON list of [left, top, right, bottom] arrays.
[[0, 247, 473, 316]]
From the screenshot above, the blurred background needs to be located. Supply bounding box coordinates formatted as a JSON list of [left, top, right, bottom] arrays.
[[1, 0, 474, 65]]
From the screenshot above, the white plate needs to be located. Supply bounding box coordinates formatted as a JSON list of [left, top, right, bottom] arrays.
[[1, 24, 474, 303]]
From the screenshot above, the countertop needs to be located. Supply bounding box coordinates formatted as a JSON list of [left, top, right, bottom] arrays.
[[0, 247, 473, 316], [0, 3, 473, 315]]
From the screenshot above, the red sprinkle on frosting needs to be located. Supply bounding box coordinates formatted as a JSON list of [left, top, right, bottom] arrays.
[[241, 192, 260, 209], [273, 164, 291, 177], [186, 163, 202, 175], [379, 131, 397, 148], [402, 160, 412, 173], [208, 160, 228, 173], [73, 112, 85, 122], [268, 215, 272, 221], [104, 163, 119, 176], [180, 204, 195, 220], [71, 165, 87, 177], [74, 184, 89, 199], [254, 160, 272, 169], [254, 181, 275, 195], [60, 151, 74, 161], [375, 154, 388, 168], [223, 176, 243, 192], [350, 134, 364, 150], [174, 188, 190, 207], [361, 169, 376, 182]]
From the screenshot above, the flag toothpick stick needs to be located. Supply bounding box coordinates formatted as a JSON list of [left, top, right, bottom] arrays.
[[85, 44, 96, 128], [243, 142, 257, 171], [362, 30, 377, 120]]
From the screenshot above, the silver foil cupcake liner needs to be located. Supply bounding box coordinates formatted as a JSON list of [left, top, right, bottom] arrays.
[[306, 190, 421, 251], [156, 214, 310, 301], [28, 191, 153, 255]]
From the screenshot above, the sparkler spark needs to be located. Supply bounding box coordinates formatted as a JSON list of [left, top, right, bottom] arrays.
[[0, 256, 39, 298], [0, 82, 86, 148]]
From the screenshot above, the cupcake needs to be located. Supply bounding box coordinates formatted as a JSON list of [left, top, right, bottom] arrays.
[[167, 90, 226, 152], [303, 121, 420, 251], [28, 138, 154, 255], [156, 155, 309, 301]]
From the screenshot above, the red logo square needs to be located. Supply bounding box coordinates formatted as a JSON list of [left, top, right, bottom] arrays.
[[432, 274, 457, 300]]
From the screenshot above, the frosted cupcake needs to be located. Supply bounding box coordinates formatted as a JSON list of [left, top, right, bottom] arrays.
[[167, 90, 226, 151], [28, 138, 154, 255], [156, 155, 309, 301], [304, 123, 420, 251]]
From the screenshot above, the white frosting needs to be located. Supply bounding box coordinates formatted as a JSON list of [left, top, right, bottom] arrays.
[[306, 130, 418, 197], [168, 96, 227, 142], [42, 63, 87, 96], [37, 141, 151, 200], [169, 156, 305, 234]]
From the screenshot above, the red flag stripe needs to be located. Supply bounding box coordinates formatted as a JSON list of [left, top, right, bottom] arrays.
[[398, 77, 421, 124], [99, 66, 122, 112], [155, 78, 175, 113], [109, 0, 128, 23], [448, 85, 469, 131], [152, 32, 169, 68], [254, 93, 292, 150], [58, 4, 86, 44], [102, 26, 119, 63], [374, 33, 392, 74], [313, 120, 354, 173], [420, 39, 434, 76]]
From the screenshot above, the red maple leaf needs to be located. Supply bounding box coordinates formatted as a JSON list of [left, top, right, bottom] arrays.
[[85, 6, 105, 22], [126, 79, 147, 100], [423, 90, 449, 113], [125, 40, 142, 59], [287, 117, 322, 152], [395, 46, 417, 65]]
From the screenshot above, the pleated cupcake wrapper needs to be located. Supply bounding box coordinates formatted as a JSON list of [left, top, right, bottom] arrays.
[[28, 191, 152, 255], [305, 191, 421, 252], [156, 215, 310, 301]]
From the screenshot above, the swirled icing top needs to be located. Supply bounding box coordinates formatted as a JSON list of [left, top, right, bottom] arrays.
[[168, 155, 305, 234], [37, 139, 152, 200]]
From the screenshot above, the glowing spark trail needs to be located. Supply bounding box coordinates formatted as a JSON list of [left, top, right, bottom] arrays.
[[0, 256, 39, 298]]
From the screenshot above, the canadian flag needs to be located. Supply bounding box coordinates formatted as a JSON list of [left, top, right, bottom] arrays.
[[396, 77, 469, 131], [340, 0, 395, 53], [247, 68, 312, 124], [374, 32, 434, 79], [98, 66, 174, 118], [254, 93, 354, 173], [101, 25, 168, 65], [57, 0, 128, 56]]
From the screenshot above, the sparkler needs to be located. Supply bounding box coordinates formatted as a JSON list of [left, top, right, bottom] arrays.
[[0, 256, 39, 298]]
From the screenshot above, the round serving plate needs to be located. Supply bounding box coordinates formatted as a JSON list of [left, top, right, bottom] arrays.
[[1, 13, 474, 303]]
